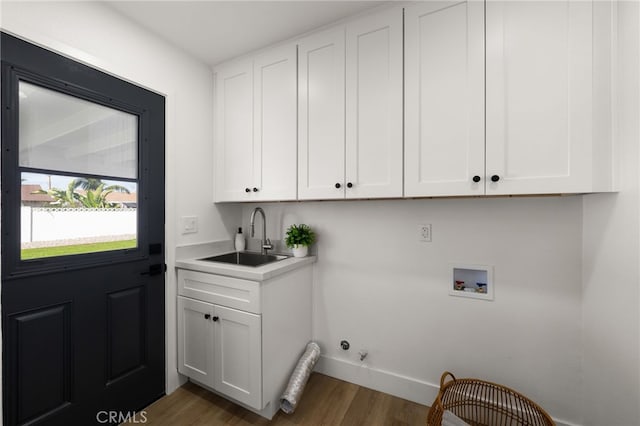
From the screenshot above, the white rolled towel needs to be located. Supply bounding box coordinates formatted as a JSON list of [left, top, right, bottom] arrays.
[[280, 342, 321, 414], [442, 410, 471, 426]]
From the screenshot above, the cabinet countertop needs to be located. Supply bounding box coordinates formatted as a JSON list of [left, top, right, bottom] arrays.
[[175, 244, 315, 281]]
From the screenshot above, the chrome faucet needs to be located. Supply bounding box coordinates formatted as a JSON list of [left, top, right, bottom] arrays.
[[250, 207, 273, 255]]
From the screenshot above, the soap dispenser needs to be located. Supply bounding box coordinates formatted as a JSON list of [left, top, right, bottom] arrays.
[[235, 227, 245, 252]]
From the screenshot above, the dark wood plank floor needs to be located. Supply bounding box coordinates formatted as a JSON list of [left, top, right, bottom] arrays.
[[128, 373, 429, 425]]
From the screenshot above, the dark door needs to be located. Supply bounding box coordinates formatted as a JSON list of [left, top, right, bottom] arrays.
[[1, 33, 165, 425]]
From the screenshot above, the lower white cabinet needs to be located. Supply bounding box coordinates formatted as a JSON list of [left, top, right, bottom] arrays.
[[177, 296, 261, 409], [214, 304, 262, 407], [176, 264, 313, 419], [177, 297, 215, 388]]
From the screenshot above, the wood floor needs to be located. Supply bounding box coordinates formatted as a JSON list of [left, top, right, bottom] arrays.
[[129, 373, 429, 425]]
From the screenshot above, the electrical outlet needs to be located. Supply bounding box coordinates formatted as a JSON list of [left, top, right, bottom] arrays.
[[418, 224, 432, 242], [181, 216, 198, 234]]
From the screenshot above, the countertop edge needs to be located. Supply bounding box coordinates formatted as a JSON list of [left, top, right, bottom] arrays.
[[175, 255, 316, 281]]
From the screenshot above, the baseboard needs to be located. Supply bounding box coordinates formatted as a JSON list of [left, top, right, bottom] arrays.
[[553, 420, 582, 426], [313, 355, 579, 426], [313, 355, 439, 406]]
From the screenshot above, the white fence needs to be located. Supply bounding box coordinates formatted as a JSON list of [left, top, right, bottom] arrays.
[[21, 207, 137, 243]]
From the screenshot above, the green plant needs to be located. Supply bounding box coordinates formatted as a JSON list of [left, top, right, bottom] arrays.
[[285, 224, 316, 248]]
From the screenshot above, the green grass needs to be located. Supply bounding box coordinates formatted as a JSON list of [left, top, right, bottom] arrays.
[[21, 239, 137, 260]]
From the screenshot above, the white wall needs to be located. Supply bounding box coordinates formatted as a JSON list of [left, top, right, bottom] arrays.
[[242, 196, 584, 424], [582, 2, 640, 425], [0, 0, 241, 401], [21, 207, 136, 243]]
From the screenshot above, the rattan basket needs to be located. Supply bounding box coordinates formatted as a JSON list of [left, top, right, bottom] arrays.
[[427, 372, 554, 426]]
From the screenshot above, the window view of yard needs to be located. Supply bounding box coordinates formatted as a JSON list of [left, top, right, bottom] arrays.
[[21, 172, 137, 260]]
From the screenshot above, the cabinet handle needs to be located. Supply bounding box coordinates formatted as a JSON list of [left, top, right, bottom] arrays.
[[245, 188, 251, 193], [472, 176, 481, 183], [253, 187, 259, 192], [204, 314, 211, 320], [491, 175, 500, 182], [347, 182, 353, 188], [212, 316, 219, 322], [335, 183, 341, 189]]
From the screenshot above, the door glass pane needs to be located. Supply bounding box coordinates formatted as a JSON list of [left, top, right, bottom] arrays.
[[19, 81, 138, 179], [18, 81, 139, 260], [20, 172, 138, 259]]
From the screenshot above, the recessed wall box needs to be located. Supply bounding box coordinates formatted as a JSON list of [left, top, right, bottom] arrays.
[[450, 264, 494, 301]]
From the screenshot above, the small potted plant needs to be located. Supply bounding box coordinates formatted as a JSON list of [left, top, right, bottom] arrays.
[[285, 224, 316, 258]]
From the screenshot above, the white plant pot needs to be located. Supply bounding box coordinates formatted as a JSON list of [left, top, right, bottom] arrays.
[[291, 245, 308, 258]]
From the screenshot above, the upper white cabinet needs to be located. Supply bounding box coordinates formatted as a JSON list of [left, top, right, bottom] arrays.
[[215, 2, 615, 201], [297, 26, 345, 200], [298, 8, 403, 200], [345, 8, 404, 198], [214, 44, 297, 202], [253, 46, 298, 200], [214, 59, 254, 201], [404, 1, 485, 197], [485, 0, 606, 195], [405, 0, 614, 197]]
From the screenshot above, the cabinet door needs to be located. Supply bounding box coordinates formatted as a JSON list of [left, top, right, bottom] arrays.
[[404, 1, 485, 197], [214, 59, 255, 202], [345, 8, 403, 198], [177, 296, 214, 388], [298, 27, 346, 200], [253, 44, 298, 201], [213, 304, 262, 410], [486, 1, 593, 194]]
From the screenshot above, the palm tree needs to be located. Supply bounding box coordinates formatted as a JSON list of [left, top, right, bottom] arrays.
[[32, 181, 80, 207], [76, 184, 119, 208], [72, 178, 130, 194], [32, 181, 119, 208]]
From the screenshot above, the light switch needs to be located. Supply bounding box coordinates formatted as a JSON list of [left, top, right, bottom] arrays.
[[181, 216, 198, 234]]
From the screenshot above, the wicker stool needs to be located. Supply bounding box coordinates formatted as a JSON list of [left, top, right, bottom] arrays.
[[427, 371, 554, 426]]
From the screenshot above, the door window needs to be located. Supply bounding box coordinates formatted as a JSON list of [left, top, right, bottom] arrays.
[[18, 82, 139, 259]]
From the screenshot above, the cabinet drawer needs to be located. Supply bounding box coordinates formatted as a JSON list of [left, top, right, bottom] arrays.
[[178, 269, 261, 314]]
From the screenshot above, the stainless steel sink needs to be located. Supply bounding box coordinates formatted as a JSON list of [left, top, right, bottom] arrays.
[[198, 251, 289, 267]]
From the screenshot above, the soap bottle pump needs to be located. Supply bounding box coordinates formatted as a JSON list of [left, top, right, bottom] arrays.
[[235, 227, 245, 252]]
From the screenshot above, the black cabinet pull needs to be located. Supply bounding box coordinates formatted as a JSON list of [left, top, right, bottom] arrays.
[[253, 187, 259, 192], [245, 188, 251, 193], [347, 182, 353, 188], [335, 183, 341, 189], [212, 316, 219, 322], [204, 314, 211, 320], [472, 176, 481, 183], [491, 175, 500, 182]]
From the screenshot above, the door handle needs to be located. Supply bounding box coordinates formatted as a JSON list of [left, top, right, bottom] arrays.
[[141, 264, 167, 276]]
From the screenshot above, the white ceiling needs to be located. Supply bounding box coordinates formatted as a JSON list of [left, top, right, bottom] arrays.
[[105, 1, 384, 67]]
